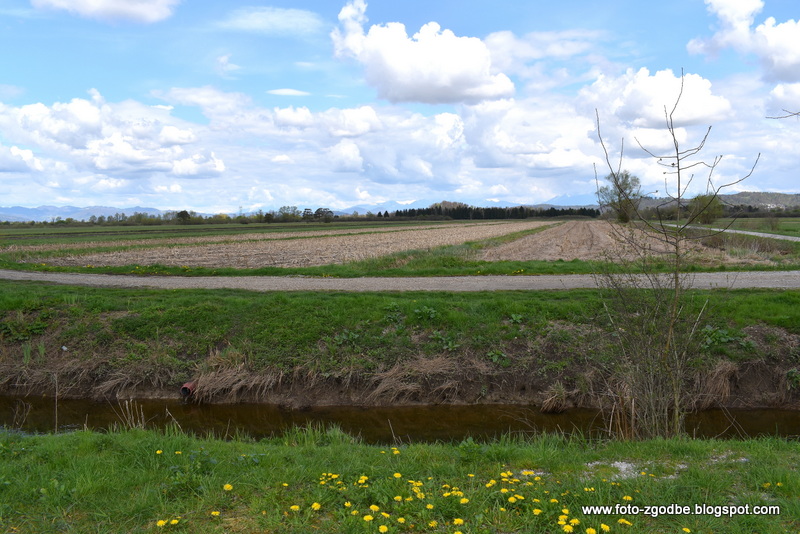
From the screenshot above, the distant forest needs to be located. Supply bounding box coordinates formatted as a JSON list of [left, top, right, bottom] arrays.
[[392, 202, 599, 220], [2, 191, 799, 227]]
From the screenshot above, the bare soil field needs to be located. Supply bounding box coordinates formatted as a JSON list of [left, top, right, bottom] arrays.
[[10, 219, 793, 271], [43, 220, 554, 269], [482, 220, 773, 265]]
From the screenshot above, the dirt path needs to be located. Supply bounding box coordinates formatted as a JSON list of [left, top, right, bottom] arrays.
[[1, 269, 798, 291]]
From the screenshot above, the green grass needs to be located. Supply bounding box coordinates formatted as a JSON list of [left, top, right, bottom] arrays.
[[701, 217, 800, 238], [0, 427, 798, 533], [1, 281, 797, 399]]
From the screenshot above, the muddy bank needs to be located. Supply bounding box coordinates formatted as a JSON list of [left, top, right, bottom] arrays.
[[3, 344, 799, 413]]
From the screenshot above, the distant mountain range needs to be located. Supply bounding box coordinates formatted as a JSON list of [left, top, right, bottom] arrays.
[[1, 192, 798, 222], [0, 205, 166, 223]]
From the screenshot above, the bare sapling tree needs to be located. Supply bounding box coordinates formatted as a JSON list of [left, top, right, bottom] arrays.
[[594, 73, 759, 439]]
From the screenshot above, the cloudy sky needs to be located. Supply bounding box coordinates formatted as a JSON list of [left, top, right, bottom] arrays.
[[0, 0, 798, 213]]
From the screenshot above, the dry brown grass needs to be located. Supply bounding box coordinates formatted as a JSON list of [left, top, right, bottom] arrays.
[[693, 359, 739, 410]]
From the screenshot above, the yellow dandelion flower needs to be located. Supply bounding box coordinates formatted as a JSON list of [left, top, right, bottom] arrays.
[[379, 526, 389, 533], [622, 495, 632, 501], [311, 502, 321, 511], [426, 504, 434, 510], [508, 497, 517, 503], [551, 498, 559, 503], [363, 515, 374, 522], [563, 525, 574, 533], [223, 484, 233, 491], [570, 518, 581, 526], [351, 510, 360, 516], [533, 509, 542, 515], [587, 528, 597, 534], [394, 473, 402, 478], [156, 450, 162, 454], [381, 512, 390, 518], [618, 518, 632, 526], [370, 505, 380, 512], [453, 518, 464, 525], [682, 529, 691, 533], [210, 511, 220, 517], [289, 505, 300, 512], [174, 451, 181, 455], [460, 498, 469, 504], [428, 520, 438, 528], [562, 508, 570, 514], [601, 524, 610, 532], [344, 501, 352, 507], [394, 496, 403, 501], [156, 520, 167, 527], [397, 517, 406, 524], [170, 519, 179, 525]]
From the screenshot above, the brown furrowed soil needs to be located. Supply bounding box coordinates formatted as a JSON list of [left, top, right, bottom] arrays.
[[482, 220, 770, 265], [40, 221, 554, 269]]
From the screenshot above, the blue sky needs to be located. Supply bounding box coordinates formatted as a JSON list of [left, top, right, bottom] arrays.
[[0, 0, 798, 213]]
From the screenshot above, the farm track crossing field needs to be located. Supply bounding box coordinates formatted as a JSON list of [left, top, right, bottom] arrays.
[[38, 220, 554, 269]]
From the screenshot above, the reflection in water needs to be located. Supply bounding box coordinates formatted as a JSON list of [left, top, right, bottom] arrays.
[[0, 396, 797, 443]]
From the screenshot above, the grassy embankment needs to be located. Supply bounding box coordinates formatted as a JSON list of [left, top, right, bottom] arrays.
[[1, 426, 798, 533], [1, 278, 798, 406]]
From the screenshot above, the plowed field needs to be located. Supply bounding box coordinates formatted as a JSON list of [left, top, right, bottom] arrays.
[[43, 221, 554, 269]]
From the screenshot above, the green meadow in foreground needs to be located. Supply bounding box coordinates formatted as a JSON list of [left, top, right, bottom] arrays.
[[0, 427, 798, 533]]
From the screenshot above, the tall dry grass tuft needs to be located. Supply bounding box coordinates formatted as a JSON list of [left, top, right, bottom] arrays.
[[540, 381, 569, 413], [192, 364, 285, 403], [693, 359, 739, 410]]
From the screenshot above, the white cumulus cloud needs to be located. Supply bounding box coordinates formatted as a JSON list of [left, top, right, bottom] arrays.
[[31, 0, 180, 23], [328, 139, 363, 172], [331, 0, 513, 104], [0, 145, 43, 172], [0, 89, 224, 180], [581, 68, 732, 128], [688, 0, 800, 82]]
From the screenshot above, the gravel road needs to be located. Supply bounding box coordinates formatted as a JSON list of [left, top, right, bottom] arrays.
[[1, 269, 798, 292]]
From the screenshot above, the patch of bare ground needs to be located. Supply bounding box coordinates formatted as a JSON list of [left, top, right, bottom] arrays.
[[43, 221, 552, 269], [481, 220, 777, 266]]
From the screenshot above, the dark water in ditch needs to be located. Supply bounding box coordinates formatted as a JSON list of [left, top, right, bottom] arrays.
[[1, 396, 798, 443]]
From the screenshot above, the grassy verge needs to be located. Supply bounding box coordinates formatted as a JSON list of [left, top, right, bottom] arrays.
[[0, 427, 798, 533], [1, 280, 798, 405]]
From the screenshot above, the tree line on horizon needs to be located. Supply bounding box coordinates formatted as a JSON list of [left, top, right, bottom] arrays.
[[2, 197, 798, 228]]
